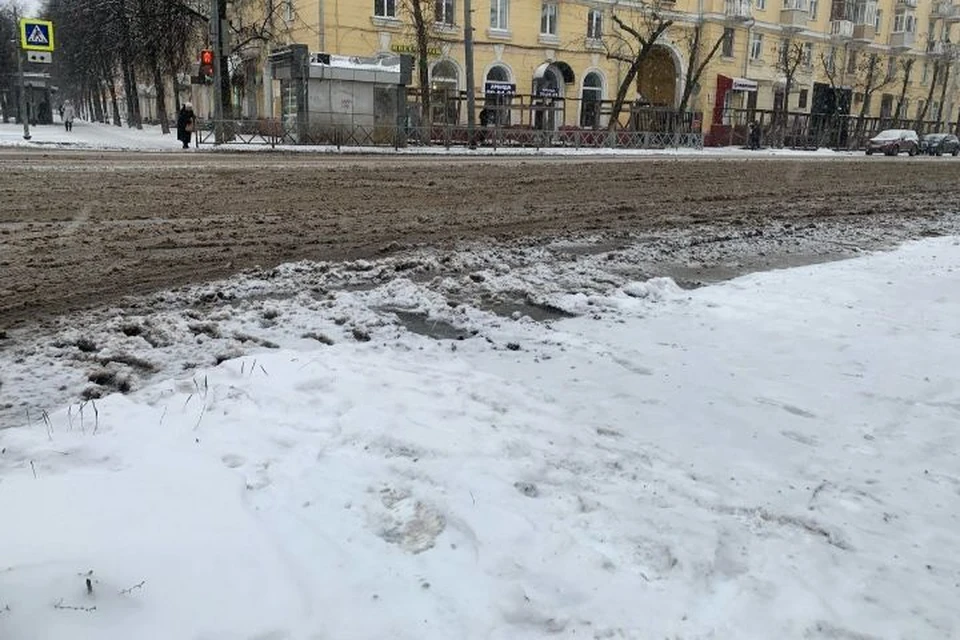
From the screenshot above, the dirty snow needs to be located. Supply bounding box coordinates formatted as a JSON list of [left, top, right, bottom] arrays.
[[1, 237, 959, 639]]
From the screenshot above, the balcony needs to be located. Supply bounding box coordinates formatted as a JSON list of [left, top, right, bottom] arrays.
[[928, 40, 946, 55], [889, 31, 915, 51], [947, 3, 960, 22], [725, 0, 753, 20], [896, 0, 918, 7], [932, 1, 952, 17], [852, 24, 875, 43], [781, 0, 810, 31], [830, 19, 854, 40]]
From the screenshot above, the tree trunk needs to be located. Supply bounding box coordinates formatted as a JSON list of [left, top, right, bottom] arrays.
[[99, 86, 109, 123], [129, 66, 143, 129], [411, 0, 431, 125], [679, 28, 725, 114], [894, 62, 912, 126], [107, 79, 123, 126], [916, 60, 940, 127], [606, 58, 643, 132], [154, 64, 170, 134], [936, 62, 951, 127]]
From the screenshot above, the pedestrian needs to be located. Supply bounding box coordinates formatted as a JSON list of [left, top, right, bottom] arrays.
[[748, 121, 761, 150], [176, 102, 196, 149], [58, 103, 64, 121], [62, 99, 75, 132]]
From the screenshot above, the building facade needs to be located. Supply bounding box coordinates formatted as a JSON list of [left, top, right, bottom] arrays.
[[239, 0, 960, 137]]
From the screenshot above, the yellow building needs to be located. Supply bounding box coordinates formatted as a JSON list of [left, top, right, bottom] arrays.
[[244, 0, 960, 140]]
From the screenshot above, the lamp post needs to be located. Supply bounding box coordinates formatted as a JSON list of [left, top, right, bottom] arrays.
[[463, 0, 477, 149]]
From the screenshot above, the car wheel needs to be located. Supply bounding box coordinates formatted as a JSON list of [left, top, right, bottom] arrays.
[[866, 149, 873, 155], [953, 148, 959, 157]]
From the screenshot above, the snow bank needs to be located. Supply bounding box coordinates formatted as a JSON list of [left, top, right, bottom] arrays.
[[1, 238, 959, 639], [0, 122, 856, 156]]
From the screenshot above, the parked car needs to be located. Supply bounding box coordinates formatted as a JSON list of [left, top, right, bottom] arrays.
[[920, 133, 960, 156], [865, 129, 920, 156]]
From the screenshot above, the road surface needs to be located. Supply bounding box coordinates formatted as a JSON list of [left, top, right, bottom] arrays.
[[1, 150, 958, 327]]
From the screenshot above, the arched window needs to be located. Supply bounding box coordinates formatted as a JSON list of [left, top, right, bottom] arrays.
[[431, 60, 460, 124], [581, 72, 603, 128], [483, 65, 513, 126]]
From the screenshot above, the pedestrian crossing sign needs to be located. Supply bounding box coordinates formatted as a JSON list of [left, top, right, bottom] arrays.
[[19, 19, 55, 52]]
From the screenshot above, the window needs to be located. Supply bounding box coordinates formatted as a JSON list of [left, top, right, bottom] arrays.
[[887, 56, 897, 79], [922, 61, 929, 83], [284, 0, 294, 21], [802, 42, 813, 67], [847, 50, 858, 74], [783, 0, 806, 10], [541, 2, 558, 35], [490, 0, 508, 30], [430, 60, 459, 123], [750, 32, 764, 61], [874, 8, 881, 31], [853, 1, 875, 26], [916, 100, 924, 119], [580, 72, 603, 128], [825, 47, 836, 74], [435, 0, 455, 25], [756, 0, 766, 10], [799, 89, 809, 109], [722, 27, 735, 57], [809, 0, 818, 18], [880, 93, 893, 118], [587, 9, 602, 39], [374, 0, 396, 18]]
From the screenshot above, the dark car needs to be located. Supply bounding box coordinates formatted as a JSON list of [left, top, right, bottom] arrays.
[[865, 129, 920, 156], [920, 133, 960, 156]]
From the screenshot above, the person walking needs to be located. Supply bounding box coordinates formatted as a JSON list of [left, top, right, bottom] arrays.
[[176, 102, 196, 149], [62, 100, 75, 132], [748, 121, 761, 150]]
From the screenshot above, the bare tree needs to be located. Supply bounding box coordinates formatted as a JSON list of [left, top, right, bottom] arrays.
[[852, 51, 896, 125], [934, 51, 955, 127], [770, 39, 806, 147], [892, 57, 914, 126], [0, 4, 18, 122], [399, 0, 436, 126], [915, 58, 941, 126], [678, 21, 726, 114], [602, 4, 673, 131]]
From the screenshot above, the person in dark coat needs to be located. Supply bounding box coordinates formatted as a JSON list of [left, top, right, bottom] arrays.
[[176, 103, 196, 149], [748, 121, 762, 150]]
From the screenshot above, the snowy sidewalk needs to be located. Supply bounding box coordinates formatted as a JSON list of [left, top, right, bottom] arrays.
[[0, 121, 852, 156], [1, 239, 959, 639]]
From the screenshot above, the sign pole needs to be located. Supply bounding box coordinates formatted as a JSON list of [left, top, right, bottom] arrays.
[[463, 0, 477, 149], [210, 0, 224, 144], [14, 9, 30, 141]]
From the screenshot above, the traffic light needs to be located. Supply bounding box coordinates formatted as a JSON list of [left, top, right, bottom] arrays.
[[199, 49, 214, 83]]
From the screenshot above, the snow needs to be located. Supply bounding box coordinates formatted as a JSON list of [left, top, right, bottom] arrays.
[[2, 237, 959, 639], [0, 121, 855, 156], [313, 54, 402, 72]]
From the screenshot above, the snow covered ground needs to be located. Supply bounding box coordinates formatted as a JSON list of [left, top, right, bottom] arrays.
[[1, 237, 958, 639], [0, 121, 855, 156]]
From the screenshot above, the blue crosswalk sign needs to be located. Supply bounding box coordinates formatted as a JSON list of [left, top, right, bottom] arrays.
[[19, 19, 55, 52]]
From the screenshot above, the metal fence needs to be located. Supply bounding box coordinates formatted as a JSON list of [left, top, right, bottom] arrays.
[[195, 117, 704, 150], [710, 108, 960, 149]]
